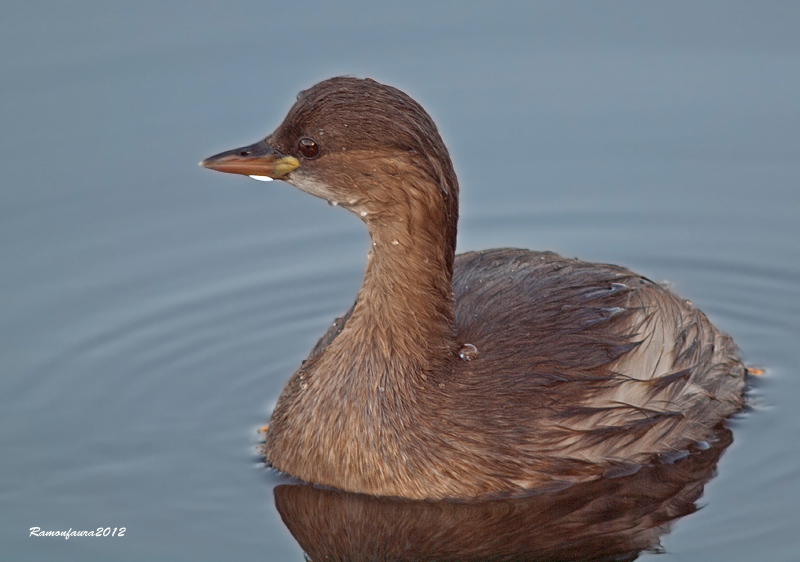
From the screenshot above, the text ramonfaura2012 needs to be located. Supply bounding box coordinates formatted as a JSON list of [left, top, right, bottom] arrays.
[[29, 527, 125, 539]]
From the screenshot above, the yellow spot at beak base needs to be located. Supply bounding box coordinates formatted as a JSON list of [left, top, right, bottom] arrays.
[[274, 156, 300, 178]]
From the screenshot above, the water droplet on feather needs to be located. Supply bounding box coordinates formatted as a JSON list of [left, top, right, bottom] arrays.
[[458, 343, 479, 361], [584, 282, 631, 299]]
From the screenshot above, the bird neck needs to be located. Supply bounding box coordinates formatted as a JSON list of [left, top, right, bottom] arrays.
[[347, 177, 459, 369]]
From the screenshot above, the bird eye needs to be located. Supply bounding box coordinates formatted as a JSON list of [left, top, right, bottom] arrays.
[[298, 137, 320, 159]]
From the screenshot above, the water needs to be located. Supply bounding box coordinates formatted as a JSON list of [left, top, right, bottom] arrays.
[[2, 2, 799, 560]]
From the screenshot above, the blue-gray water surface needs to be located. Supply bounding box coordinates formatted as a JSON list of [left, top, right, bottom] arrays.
[[2, 2, 799, 560]]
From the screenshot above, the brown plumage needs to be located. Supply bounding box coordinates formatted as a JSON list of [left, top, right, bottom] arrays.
[[274, 427, 733, 562], [201, 77, 747, 500]]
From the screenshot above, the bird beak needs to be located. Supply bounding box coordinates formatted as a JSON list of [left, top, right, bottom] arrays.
[[200, 140, 300, 179]]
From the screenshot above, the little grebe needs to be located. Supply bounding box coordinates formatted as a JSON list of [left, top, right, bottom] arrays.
[[201, 77, 746, 500]]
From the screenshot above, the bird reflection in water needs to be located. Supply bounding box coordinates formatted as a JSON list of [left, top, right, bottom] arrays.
[[273, 426, 732, 562]]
